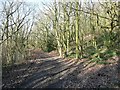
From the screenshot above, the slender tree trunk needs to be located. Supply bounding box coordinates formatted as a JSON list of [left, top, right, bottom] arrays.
[[54, 0, 62, 57], [75, 1, 79, 59]]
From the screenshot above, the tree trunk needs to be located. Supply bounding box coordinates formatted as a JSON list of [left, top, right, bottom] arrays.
[[75, 1, 79, 59]]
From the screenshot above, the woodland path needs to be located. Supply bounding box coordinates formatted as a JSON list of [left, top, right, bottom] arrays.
[[2, 50, 119, 88]]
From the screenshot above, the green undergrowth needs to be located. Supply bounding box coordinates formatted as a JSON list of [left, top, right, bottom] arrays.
[[90, 50, 117, 65], [67, 48, 118, 65]]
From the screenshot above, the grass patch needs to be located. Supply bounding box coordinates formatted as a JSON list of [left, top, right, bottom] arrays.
[[68, 53, 76, 58]]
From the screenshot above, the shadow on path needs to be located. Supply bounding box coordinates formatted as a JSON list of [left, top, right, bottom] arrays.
[[2, 55, 119, 88]]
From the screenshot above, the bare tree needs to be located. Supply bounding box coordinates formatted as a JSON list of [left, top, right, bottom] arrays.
[[1, 0, 35, 65]]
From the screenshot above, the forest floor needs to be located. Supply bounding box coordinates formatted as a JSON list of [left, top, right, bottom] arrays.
[[2, 49, 120, 88]]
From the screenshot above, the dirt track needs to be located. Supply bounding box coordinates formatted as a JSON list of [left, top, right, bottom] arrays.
[[2, 49, 120, 88], [2, 55, 119, 88]]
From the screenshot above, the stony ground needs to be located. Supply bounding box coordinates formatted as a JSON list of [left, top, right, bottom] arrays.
[[2, 49, 120, 88]]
